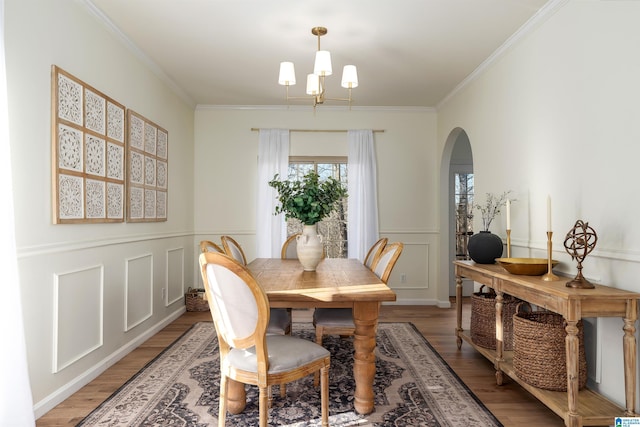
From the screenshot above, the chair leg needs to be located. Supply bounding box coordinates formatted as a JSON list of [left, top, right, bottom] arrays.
[[315, 325, 324, 347], [280, 383, 286, 398], [219, 375, 228, 427], [286, 308, 292, 335], [259, 386, 269, 427], [320, 365, 329, 427], [314, 326, 324, 387]]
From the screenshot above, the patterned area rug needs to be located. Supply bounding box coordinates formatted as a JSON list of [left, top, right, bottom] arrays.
[[78, 322, 502, 426]]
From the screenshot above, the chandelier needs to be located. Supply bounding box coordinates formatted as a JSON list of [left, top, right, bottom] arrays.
[[278, 26, 358, 108]]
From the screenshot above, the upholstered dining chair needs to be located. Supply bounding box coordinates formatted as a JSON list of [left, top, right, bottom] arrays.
[[200, 240, 224, 254], [363, 237, 388, 270], [221, 235, 247, 265], [313, 242, 404, 348], [281, 233, 327, 260], [280, 233, 301, 259], [221, 235, 291, 336], [199, 251, 330, 427]]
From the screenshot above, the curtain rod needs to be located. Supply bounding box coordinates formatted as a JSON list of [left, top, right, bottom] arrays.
[[250, 128, 384, 133]]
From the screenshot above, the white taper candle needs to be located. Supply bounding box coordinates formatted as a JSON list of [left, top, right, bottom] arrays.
[[547, 195, 552, 232]]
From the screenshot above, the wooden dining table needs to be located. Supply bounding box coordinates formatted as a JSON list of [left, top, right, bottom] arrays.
[[225, 257, 397, 415]]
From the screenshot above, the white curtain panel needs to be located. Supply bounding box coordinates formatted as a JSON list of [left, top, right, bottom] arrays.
[[347, 130, 379, 262], [0, 0, 36, 423], [256, 129, 290, 257]]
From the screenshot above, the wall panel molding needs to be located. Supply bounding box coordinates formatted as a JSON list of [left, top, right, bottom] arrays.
[[125, 253, 153, 331], [34, 306, 186, 418], [53, 265, 104, 373], [167, 247, 185, 305]]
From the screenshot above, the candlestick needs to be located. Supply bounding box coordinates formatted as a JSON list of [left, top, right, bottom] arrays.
[[506, 229, 511, 258], [506, 199, 511, 230], [541, 231, 559, 281], [547, 195, 552, 232]]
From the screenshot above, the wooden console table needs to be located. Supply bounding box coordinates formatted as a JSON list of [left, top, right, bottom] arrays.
[[454, 260, 639, 427]]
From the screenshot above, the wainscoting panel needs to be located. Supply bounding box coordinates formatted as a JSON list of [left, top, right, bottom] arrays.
[[125, 253, 153, 331], [382, 232, 439, 304], [167, 247, 185, 305], [53, 265, 104, 373]]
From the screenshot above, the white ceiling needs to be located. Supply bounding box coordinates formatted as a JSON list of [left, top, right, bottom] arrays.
[[85, 0, 555, 108]]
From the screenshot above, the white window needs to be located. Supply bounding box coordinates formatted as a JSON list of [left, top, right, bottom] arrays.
[[455, 172, 474, 259], [287, 157, 348, 258]]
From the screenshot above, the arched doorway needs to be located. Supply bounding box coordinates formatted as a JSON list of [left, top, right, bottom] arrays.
[[438, 128, 473, 304]]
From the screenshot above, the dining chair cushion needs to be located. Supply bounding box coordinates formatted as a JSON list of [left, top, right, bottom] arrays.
[[227, 335, 330, 374], [313, 308, 354, 328]]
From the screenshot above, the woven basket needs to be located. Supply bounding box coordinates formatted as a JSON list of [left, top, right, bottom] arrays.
[[513, 302, 587, 391], [185, 287, 209, 312], [470, 285, 520, 351]]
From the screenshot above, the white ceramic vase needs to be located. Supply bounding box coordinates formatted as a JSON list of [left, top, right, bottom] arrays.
[[296, 224, 323, 271]]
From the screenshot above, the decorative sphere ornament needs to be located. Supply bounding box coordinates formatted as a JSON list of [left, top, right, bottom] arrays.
[[563, 220, 597, 289]]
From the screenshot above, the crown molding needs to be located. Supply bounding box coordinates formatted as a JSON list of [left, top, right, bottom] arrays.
[[195, 104, 435, 112], [436, 0, 570, 110], [82, 0, 197, 109]]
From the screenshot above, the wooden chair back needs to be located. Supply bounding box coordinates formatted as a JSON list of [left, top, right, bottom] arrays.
[[221, 235, 247, 265], [281, 233, 301, 259], [371, 242, 404, 283], [363, 237, 388, 269], [200, 240, 224, 254]]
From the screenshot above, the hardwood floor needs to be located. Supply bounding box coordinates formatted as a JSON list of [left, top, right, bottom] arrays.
[[36, 301, 567, 426]]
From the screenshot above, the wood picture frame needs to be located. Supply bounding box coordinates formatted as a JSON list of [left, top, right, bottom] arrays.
[[126, 109, 168, 222], [51, 65, 126, 223]]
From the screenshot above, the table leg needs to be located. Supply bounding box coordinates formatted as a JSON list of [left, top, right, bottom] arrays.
[[226, 379, 246, 414], [352, 301, 379, 415], [623, 299, 638, 416], [495, 291, 504, 386], [565, 320, 580, 427], [456, 275, 463, 349]]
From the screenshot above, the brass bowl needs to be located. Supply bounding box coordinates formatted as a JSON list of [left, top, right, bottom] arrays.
[[496, 257, 559, 276]]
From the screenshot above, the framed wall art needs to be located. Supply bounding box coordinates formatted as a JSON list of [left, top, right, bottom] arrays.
[[51, 65, 126, 223], [126, 110, 168, 222]]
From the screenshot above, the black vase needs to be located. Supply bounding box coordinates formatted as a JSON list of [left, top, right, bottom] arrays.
[[468, 231, 504, 264]]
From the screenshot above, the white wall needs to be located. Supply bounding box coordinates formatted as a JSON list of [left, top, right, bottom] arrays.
[[5, 0, 196, 415], [193, 107, 443, 305], [438, 0, 640, 408], [13, 0, 639, 418]]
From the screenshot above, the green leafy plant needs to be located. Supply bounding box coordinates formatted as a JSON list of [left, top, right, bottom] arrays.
[[268, 171, 347, 225], [475, 191, 513, 232]]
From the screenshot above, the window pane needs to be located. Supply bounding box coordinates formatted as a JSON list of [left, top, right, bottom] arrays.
[[287, 157, 348, 258], [455, 173, 474, 260]]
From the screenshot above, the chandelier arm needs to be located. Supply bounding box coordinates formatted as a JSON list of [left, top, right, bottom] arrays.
[[322, 97, 352, 102], [285, 95, 318, 101]]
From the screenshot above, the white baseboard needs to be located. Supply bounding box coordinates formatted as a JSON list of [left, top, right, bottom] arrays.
[[34, 306, 186, 419]]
